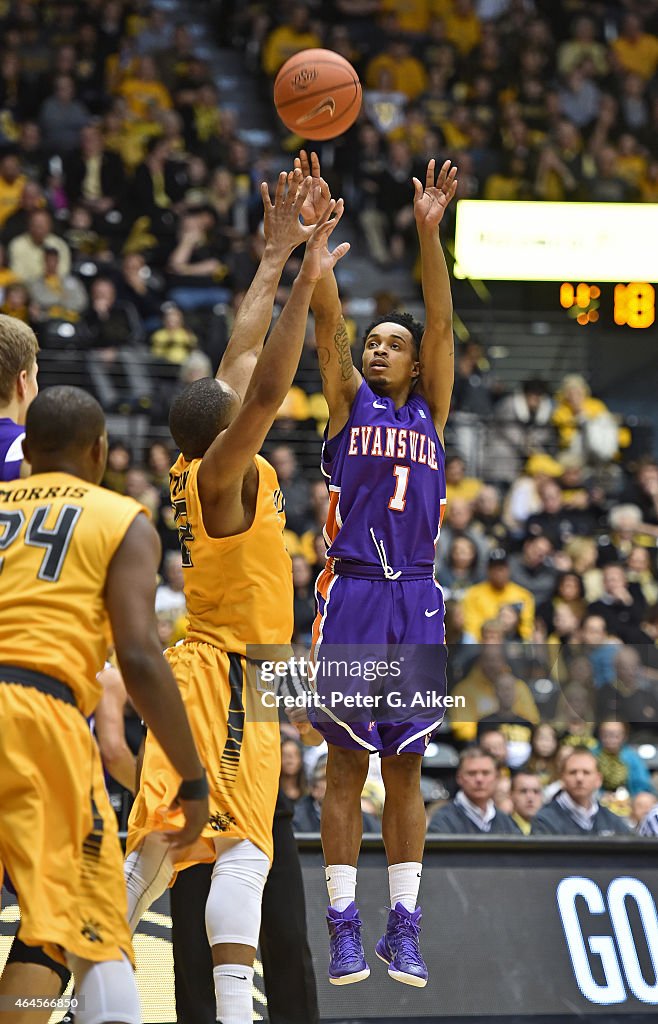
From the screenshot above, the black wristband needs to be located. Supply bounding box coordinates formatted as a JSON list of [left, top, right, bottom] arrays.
[[177, 773, 209, 801]]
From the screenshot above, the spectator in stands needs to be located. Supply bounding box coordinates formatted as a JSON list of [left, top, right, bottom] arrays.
[[14, 123, 48, 185], [621, 460, 658, 526], [531, 747, 630, 835], [102, 440, 132, 493], [604, 504, 653, 564], [8, 208, 71, 283], [445, 453, 482, 505], [587, 562, 648, 645], [0, 282, 29, 321], [580, 613, 622, 688], [611, 13, 658, 82], [0, 150, 26, 229], [566, 536, 603, 602], [631, 792, 658, 830], [130, 136, 183, 238], [150, 303, 197, 365], [638, 802, 658, 836], [292, 554, 315, 645], [478, 728, 510, 770], [124, 464, 160, 521], [588, 145, 636, 203], [626, 546, 658, 606], [524, 724, 561, 792], [39, 74, 91, 153], [537, 571, 587, 635], [526, 478, 598, 548], [597, 647, 658, 737], [167, 207, 231, 311], [509, 770, 544, 835], [366, 38, 428, 101], [118, 252, 165, 332], [118, 55, 173, 120], [489, 378, 554, 485], [155, 549, 186, 620], [554, 682, 597, 749], [438, 535, 483, 601], [594, 720, 654, 797], [552, 374, 617, 461], [269, 444, 311, 536], [147, 441, 173, 490], [280, 737, 307, 805], [262, 5, 322, 78], [509, 535, 557, 606], [451, 643, 539, 743], [478, 673, 534, 767], [436, 499, 488, 578], [428, 748, 520, 834], [293, 756, 379, 834], [471, 484, 509, 552], [558, 64, 601, 129], [64, 122, 125, 218], [84, 276, 151, 412], [452, 339, 497, 421], [1, 181, 46, 246], [462, 549, 535, 642], [0, 242, 18, 297], [557, 16, 607, 77], [28, 245, 87, 325]]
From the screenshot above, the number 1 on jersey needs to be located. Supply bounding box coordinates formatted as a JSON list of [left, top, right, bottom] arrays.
[[388, 464, 410, 512]]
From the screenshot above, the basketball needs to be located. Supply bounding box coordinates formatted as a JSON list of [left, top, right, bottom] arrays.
[[274, 48, 362, 141]]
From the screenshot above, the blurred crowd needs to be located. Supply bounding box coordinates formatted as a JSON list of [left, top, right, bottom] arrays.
[[2, 0, 658, 837], [241, 0, 658, 264]]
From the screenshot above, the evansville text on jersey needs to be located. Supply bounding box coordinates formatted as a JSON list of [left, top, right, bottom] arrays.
[[347, 425, 440, 470]]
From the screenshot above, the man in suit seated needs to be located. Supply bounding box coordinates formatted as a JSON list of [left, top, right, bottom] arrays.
[[532, 746, 630, 835], [293, 755, 380, 834], [427, 747, 521, 834]]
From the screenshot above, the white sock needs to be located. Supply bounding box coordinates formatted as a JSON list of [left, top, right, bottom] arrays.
[[388, 862, 422, 913], [213, 963, 254, 1024], [325, 864, 357, 911]]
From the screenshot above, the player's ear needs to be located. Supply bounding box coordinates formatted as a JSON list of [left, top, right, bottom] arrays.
[[92, 432, 109, 471], [411, 358, 420, 381], [16, 369, 28, 399]]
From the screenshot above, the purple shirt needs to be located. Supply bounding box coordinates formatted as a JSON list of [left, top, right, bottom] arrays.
[[321, 381, 446, 572], [0, 418, 25, 481]]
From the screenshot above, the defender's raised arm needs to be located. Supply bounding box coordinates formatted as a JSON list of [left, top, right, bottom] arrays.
[[295, 150, 361, 438]]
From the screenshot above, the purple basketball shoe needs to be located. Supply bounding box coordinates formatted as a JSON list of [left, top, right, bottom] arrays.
[[327, 902, 371, 985], [375, 903, 428, 987]]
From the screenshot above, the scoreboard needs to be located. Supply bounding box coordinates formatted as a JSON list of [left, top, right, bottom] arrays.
[[454, 201, 658, 329]]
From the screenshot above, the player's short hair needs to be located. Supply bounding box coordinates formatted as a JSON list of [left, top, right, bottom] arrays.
[[363, 312, 424, 358], [169, 377, 235, 460], [26, 386, 105, 454], [0, 314, 39, 405]]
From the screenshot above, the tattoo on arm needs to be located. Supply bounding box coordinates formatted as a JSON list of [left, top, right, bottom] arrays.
[[334, 320, 353, 382], [317, 345, 331, 384]]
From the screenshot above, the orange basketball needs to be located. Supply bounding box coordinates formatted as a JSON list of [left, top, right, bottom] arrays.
[[274, 48, 362, 141]]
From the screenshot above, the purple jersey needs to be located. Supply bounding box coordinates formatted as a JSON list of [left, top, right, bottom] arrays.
[[321, 380, 446, 574], [0, 418, 25, 482]]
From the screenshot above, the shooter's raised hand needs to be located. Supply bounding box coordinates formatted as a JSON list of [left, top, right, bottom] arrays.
[[413, 158, 458, 233], [294, 149, 333, 226]]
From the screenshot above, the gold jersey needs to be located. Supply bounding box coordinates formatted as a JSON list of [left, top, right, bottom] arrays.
[[0, 472, 144, 716], [169, 453, 293, 652]]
